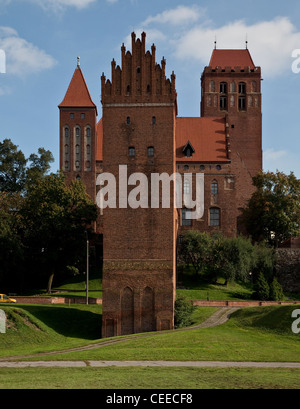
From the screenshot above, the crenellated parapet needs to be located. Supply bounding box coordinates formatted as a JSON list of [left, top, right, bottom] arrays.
[[101, 32, 177, 106]]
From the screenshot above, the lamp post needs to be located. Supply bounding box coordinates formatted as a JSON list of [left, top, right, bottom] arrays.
[[85, 230, 89, 305]]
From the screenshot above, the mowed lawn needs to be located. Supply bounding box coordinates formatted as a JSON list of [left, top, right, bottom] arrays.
[[0, 303, 300, 389]]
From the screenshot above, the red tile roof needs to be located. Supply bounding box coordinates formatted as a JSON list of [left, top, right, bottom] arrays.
[[96, 117, 228, 163], [176, 117, 228, 162], [209, 49, 255, 69], [58, 67, 97, 109]]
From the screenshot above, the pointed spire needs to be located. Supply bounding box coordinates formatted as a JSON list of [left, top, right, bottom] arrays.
[[58, 65, 97, 112], [77, 56, 80, 68]]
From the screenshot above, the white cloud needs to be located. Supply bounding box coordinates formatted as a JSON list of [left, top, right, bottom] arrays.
[[173, 16, 300, 78], [264, 148, 288, 161], [0, 26, 57, 76], [140, 7, 300, 78], [142, 5, 203, 27], [20, 0, 96, 12]]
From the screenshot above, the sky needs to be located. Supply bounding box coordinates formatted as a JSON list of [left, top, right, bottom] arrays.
[[0, 0, 300, 177]]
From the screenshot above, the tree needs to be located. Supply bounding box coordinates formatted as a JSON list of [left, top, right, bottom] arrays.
[[174, 294, 194, 328], [0, 139, 27, 193], [252, 272, 270, 301], [0, 139, 54, 194], [20, 172, 97, 292], [242, 171, 300, 247], [269, 277, 284, 301], [211, 235, 254, 286], [0, 192, 24, 291], [179, 231, 213, 276]]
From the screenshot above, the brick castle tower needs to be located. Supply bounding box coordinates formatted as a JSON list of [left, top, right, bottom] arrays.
[[201, 46, 262, 229], [100, 33, 177, 337], [59, 34, 262, 337]]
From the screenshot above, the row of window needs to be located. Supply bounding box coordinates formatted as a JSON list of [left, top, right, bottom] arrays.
[[181, 207, 220, 227], [129, 146, 154, 157], [183, 181, 218, 195], [69, 113, 87, 120], [63, 125, 92, 171], [181, 164, 222, 171], [209, 80, 258, 94]]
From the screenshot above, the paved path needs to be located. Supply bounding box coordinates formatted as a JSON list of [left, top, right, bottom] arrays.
[[1, 307, 299, 368]]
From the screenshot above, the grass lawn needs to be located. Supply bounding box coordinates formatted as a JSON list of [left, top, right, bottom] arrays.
[[0, 367, 299, 389], [0, 304, 300, 389]]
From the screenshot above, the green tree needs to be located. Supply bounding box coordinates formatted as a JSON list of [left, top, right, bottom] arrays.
[[211, 235, 254, 286], [0, 192, 24, 291], [179, 231, 213, 276], [0, 139, 27, 193], [251, 242, 276, 282], [269, 277, 284, 301], [20, 172, 97, 292], [0, 139, 54, 194], [253, 272, 270, 301], [242, 171, 300, 247], [174, 294, 194, 328]]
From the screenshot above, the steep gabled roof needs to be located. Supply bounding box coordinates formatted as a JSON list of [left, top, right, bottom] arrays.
[[58, 67, 97, 111], [176, 117, 228, 162], [209, 49, 255, 69]]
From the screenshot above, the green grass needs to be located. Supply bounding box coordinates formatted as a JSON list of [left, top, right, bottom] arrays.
[[40, 306, 300, 363], [1, 304, 300, 389], [0, 367, 299, 389], [0, 304, 101, 358]]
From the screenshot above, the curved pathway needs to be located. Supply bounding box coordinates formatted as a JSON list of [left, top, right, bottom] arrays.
[[0, 307, 299, 368]]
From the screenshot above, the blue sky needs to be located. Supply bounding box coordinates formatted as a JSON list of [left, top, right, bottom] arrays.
[[0, 0, 300, 177]]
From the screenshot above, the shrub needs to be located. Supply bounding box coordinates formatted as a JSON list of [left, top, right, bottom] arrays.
[[252, 272, 270, 300], [174, 294, 194, 328], [269, 277, 284, 301]]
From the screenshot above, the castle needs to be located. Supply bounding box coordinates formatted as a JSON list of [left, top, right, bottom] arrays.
[[58, 32, 262, 337]]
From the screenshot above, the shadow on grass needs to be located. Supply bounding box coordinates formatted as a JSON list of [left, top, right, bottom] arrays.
[[7, 304, 102, 340]]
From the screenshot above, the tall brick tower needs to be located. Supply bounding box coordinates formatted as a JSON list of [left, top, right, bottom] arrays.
[[201, 47, 262, 230], [58, 58, 98, 202], [101, 32, 177, 337]]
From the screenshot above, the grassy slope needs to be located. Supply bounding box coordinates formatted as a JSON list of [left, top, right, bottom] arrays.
[[0, 304, 101, 358], [1, 304, 300, 389], [1, 304, 299, 363]]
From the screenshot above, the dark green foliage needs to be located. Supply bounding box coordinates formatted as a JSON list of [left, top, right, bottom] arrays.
[[174, 294, 194, 328], [269, 278, 284, 301], [242, 171, 300, 247], [0, 140, 97, 293], [179, 231, 213, 276], [252, 272, 270, 301]]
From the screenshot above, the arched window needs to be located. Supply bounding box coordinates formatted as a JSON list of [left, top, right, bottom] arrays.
[[74, 126, 81, 171], [220, 82, 227, 94], [210, 207, 220, 226], [129, 147, 135, 157], [63, 126, 70, 171], [209, 80, 215, 92], [184, 180, 190, 195], [211, 181, 218, 195], [239, 82, 246, 94], [85, 126, 92, 171], [147, 146, 154, 157], [182, 208, 192, 226]]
